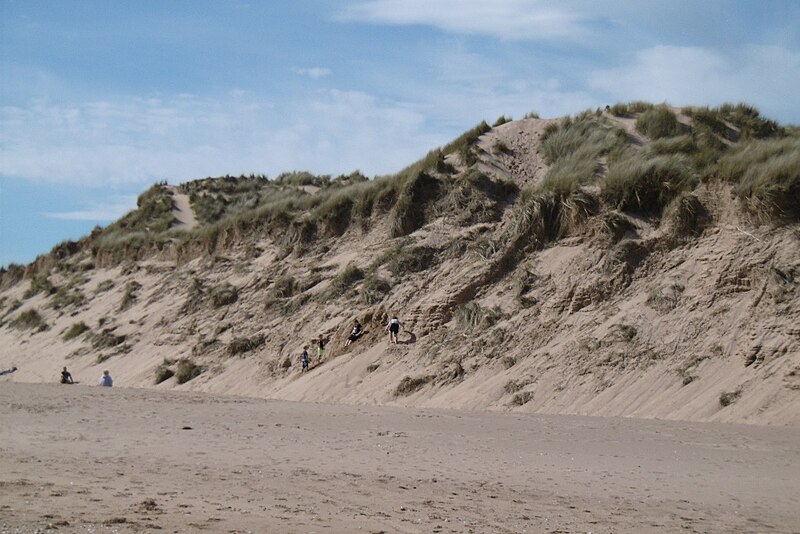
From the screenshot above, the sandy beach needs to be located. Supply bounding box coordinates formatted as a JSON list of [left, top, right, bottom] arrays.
[[1, 383, 798, 533]]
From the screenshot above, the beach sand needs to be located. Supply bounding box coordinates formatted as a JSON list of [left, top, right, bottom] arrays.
[[1, 383, 799, 533]]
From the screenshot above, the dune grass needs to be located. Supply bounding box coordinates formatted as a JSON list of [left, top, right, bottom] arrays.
[[715, 137, 800, 221], [635, 105, 682, 139], [539, 114, 627, 195], [11, 309, 47, 331], [603, 153, 696, 215]]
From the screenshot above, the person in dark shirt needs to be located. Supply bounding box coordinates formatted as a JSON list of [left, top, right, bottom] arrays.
[[345, 320, 363, 346], [61, 367, 74, 384]]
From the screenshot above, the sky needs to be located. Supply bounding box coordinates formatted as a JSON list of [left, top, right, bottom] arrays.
[[2, 0, 799, 266]]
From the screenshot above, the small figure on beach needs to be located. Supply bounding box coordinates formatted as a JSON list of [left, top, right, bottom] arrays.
[[385, 316, 402, 344], [345, 320, 363, 347], [0, 366, 17, 376], [60, 367, 74, 384], [301, 345, 310, 372], [317, 335, 326, 363], [98, 370, 113, 387]]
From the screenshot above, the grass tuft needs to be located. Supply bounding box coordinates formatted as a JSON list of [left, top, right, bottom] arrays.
[[394, 375, 433, 397], [63, 321, 90, 341], [174, 359, 203, 384], [11, 309, 47, 331], [635, 105, 682, 139], [603, 153, 696, 215]]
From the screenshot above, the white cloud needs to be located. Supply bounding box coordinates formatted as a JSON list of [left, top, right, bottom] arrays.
[[294, 67, 332, 79], [340, 0, 589, 41], [589, 45, 800, 123], [42, 196, 137, 221], [0, 90, 444, 186]]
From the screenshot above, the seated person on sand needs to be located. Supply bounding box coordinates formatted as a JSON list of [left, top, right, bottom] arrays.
[[345, 320, 363, 347], [61, 366, 74, 384], [0, 366, 18, 376], [98, 370, 113, 387]]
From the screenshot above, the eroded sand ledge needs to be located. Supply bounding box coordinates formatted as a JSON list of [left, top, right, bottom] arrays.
[[1, 383, 799, 533]]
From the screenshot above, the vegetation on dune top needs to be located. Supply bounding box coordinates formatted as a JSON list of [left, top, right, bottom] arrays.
[[2, 101, 796, 291]]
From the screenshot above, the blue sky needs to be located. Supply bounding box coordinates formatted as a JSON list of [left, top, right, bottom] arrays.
[[2, 0, 799, 266]]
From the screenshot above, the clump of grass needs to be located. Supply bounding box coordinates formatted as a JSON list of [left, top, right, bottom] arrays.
[[386, 245, 438, 276], [0, 263, 26, 290], [227, 335, 265, 356], [504, 379, 525, 393], [663, 193, 710, 237], [63, 321, 90, 341], [327, 264, 365, 298], [609, 101, 654, 116], [603, 153, 696, 215], [210, 282, 237, 307], [174, 359, 203, 384], [719, 388, 742, 407], [23, 274, 57, 299], [510, 391, 533, 406], [154, 360, 175, 384], [635, 105, 682, 139], [472, 237, 500, 260], [95, 279, 115, 293], [11, 309, 47, 331], [389, 171, 441, 237], [118, 281, 142, 311], [508, 190, 562, 248], [50, 287, 86, 311], [394, 375, 433, 397], [454, 302, 500, 331], [715, 137, 800, 222], [502, 356, 517, 369], [315, 190, 355, 236], [270, 275, 296, 299], [540, 114, 626, 171], [492, 115, 511, 127], [366, 363, 380, 373], [91, 329, 126, 349], [360, 274, 391, 305]]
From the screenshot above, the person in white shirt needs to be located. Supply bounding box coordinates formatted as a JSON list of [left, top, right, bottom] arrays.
[[385, 316, 401, 344], [98, 370, 113, 387]]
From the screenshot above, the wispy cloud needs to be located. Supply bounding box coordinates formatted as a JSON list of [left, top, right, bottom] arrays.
[[42, 196, 137, 221], [294, 67, 332, 79], [340, 0, 589, 41], [0, 90, 444, 186], [589, 45, 800, 122]]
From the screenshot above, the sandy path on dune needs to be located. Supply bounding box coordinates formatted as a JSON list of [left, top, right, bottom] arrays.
[[1, 383, 798, 533], [166, 186, 198, 230]]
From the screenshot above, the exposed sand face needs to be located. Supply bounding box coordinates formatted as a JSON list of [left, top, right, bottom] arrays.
[[2, 383, 799, 533]]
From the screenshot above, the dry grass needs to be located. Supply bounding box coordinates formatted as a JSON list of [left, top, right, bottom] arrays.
[[227, 335, 265, 356], [603, 153, 696, 215], [719, 388, 742, 407], [174, 359, 203, 384], [394, 375, 433, 397], [11, 309, 47, 331], [62, 321, 90, 341], [715, 137, 800, 222], [210, 283, 238, 307], [635, 105, 682, 139]]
